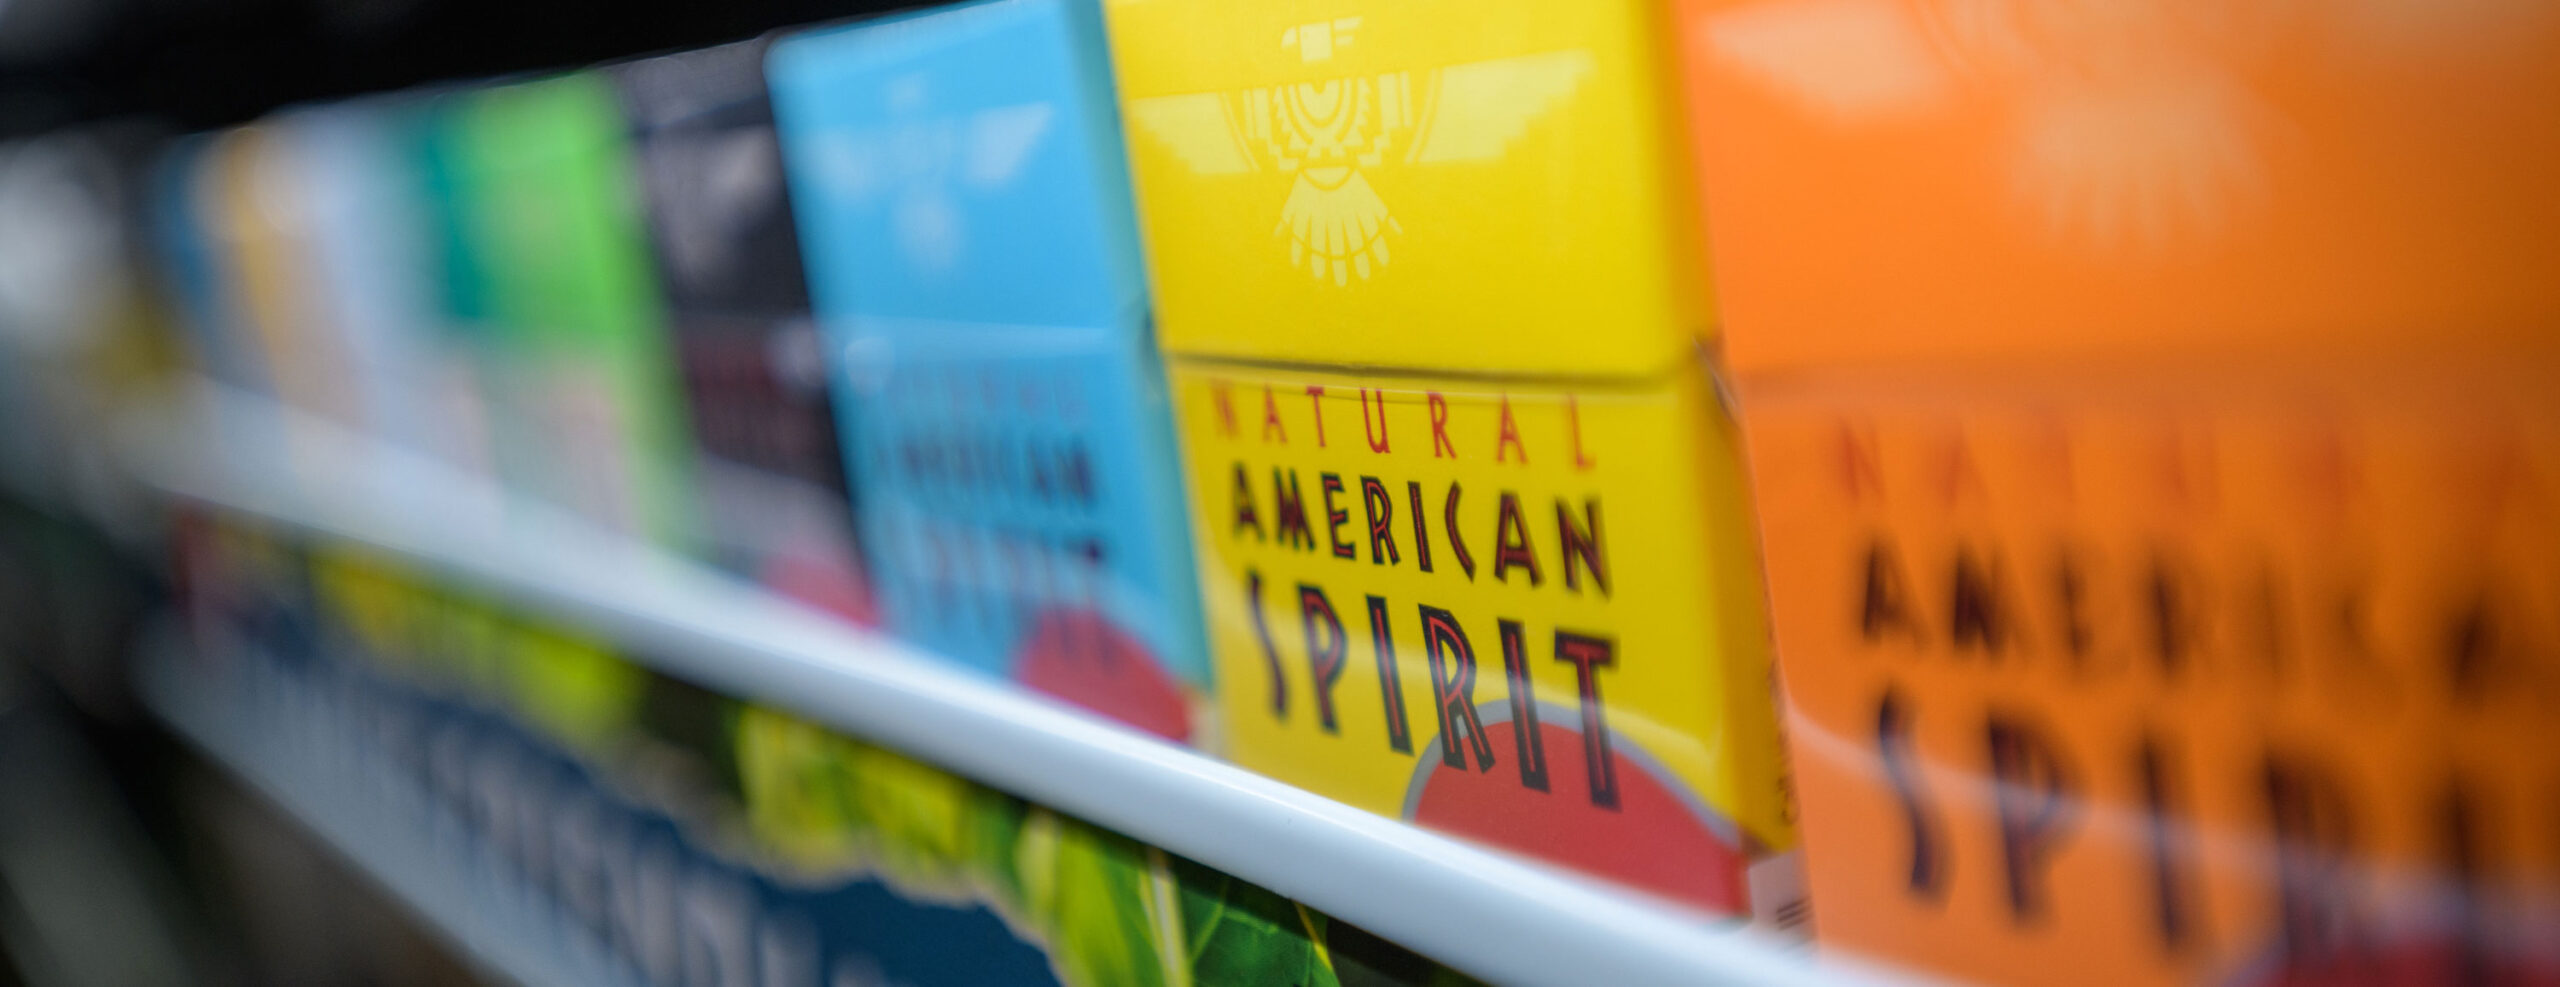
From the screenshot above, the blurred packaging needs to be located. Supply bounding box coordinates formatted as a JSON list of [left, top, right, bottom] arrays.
[[147, 136, 259, 396], [169, 511, 1468, 987], [1740, 371, 2559, 985], [442, 72, 701, 548], [199, 124, 363, 427], [615, 39, 878, 624], [1679, 0, 2560, 980], [1106, 0, 1798, 920], [152, 126, 375, 495], [150, 96, 501, 483], [1679, 0, 2560, 376], [0, 125, 184, 518], [767, 0, 1210, 740], [275, 98, 493, 474]]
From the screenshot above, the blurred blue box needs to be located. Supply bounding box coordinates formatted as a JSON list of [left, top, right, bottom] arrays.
[[769, 0, 1208, 741], [148, 136, 258, 395]]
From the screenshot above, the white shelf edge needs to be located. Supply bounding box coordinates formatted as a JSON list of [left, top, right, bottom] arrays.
[[118, 382, 1933, 987]]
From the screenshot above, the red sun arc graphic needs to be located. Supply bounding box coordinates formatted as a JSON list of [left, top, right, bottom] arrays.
[[1012, 607, 1193, 743], [1405, 716, 1749, 914], [761, 554, 882, 627]]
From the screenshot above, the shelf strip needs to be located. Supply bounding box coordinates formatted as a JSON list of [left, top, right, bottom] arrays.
[[120, 382, 1918, 987]]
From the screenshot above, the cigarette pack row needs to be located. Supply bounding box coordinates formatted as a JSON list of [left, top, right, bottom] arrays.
[[12, 0, 2544, 981]]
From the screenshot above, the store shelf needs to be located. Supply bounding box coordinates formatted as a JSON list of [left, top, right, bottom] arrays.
[[116, 382, 1923, 987]]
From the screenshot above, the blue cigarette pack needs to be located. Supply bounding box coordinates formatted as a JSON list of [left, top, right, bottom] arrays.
[[769, 0, 1209, 741]]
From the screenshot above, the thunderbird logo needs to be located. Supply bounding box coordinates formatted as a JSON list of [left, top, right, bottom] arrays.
[[803, 74, 1054, 274], [1127, 17, 1592, 285]]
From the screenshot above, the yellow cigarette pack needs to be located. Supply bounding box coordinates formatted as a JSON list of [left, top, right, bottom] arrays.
[[1105, 0, 1798, 918]]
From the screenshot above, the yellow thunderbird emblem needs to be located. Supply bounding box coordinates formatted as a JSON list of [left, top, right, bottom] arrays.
[[1127, 18, 1592, 286]]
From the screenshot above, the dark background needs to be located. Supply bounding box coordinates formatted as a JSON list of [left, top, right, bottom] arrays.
[[0, 0, 910, 139]]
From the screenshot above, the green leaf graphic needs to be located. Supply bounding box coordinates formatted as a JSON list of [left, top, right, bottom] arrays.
[[1172, 856, 1330, 987], [1023, 813, 1171, 987]]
